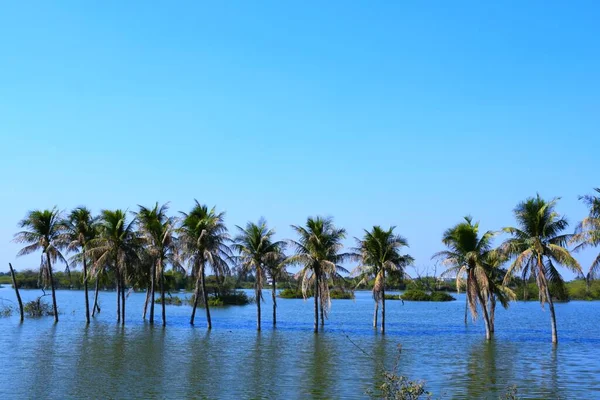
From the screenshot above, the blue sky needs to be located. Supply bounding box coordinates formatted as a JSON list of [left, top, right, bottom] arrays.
[[1, 1, 598, 279]]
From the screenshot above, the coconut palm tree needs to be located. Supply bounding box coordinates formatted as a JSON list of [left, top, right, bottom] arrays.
[[289, 216, 349, 333], [433, 216, 495, 340], [501, 195, 582, 344], [572, 188, 600, 283], [136, 202, 180, 326], [353, 226, 413, 334], [232, 219, 285, 330], [264, 248, 288, 326], [13, 207, 67, 322], [88, 209, 140, 325], [61, 207, 98, 324], [179, 201, 231, 328]]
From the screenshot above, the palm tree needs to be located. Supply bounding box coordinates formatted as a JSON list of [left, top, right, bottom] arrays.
[[13, 207, 67, 322], [88, 209, 140, 325], [353, 226, 413, 334], [264, 248, 288, 326], [572, 188, 600, 283], [61, 207, 98, 324], [501, 195, 582, 344], [433, 216, 495, 340], [179, 201, 231, 328], [232, 219, 285, 330], [289, 216, 349, 333], [136, 202, 180, 326]]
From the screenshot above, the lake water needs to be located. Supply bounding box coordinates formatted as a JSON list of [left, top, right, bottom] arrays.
[[0, 286, 599, 399]]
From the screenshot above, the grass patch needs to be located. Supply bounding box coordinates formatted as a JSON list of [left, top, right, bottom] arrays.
[[188, 290, 252, 306], [155, 295, 184, 306]]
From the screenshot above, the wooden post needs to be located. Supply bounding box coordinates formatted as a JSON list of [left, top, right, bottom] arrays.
[[9, 263, 24, 322]]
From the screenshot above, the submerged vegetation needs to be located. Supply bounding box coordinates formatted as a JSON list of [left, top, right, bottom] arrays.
[[5, 190, 600, 343]]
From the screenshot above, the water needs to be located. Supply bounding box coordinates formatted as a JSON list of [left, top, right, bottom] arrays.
[[1, 286, 599, 399]]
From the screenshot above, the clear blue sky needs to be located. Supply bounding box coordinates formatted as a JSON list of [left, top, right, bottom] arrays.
[[1, 1, 598, 279]]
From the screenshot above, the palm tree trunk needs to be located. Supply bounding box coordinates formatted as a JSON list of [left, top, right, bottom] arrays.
[[381, 269, 386, 334], [160, 260, 166, 327], [121, 274, 126, 326], [320, 299, 325, 326], [92, 275, 100, 316], [116, 272, 121, 323], [143, 280, 151, 320], [471, 273, 492, 340], [190, 272, 201, 325], [539, 270, 558, 344], [201, 266, 211, 329], [256, 286, 261, 331], [464, 300, 468, 324], [9, 263, 24, 322], [373, 301, 378, 329], [83, 256, 90, 324], [313, 274, 319, 333], [46, 253, 59, 323], [272, 279, 277, 326], [489, 294, 496, 333], [149, 261, 156, 324]]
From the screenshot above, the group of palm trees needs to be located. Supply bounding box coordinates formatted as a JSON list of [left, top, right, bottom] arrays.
[[434, 192, 600, 344], [11, 189, 600, 343]]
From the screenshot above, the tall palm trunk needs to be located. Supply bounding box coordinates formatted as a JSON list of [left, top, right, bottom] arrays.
[[470, 269, 492, 340], [539, 265, 558, 344], [149, 261, 156, 324], [313, 274, 319, 333], [92, 276, 100, 316], [46, 252, 59, 323], [143, 280, 151, 319], [256, 285, 262, 331], [272, 279, 277, 326], [190, 271, 201, 325], [201, 265, 211, 329], [83, 255, 90, 324], [464, 300, 468, 324], [320, 297, 325, 326], [488, 294, 496, 333], [381, 269, 386, 334], [160, 259, 166, 327], [120, 273, 126, 326], [373, 301, 379, 328], [116, 272, 121, 323]]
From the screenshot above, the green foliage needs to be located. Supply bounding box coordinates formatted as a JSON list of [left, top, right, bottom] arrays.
[[401, 289, 455, 302], [24, 298, 54, 317], [401, 289, 431, 301], [188, 290, 252, 306], [278, 288, 307, 298], [330, 288, 355, 299], [155, 296, 183, 306], [377, 374, 431, 400], [384, 294, 401, 300]]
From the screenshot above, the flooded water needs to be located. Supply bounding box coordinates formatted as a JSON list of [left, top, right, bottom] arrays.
[[0, 286, 599, 399]]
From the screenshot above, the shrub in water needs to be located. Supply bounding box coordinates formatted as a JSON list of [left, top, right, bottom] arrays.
[[24, 298, 54, 317]]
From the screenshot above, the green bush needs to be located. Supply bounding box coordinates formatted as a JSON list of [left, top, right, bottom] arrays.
[[155, 296, 183, 305], [23, 298, 54, 317], [429, 292, 456, 302], [279, 288, 309, 299], [400, 290, 455, 302], [188, 290, 252, 306], [384, 294, 401, 300], [330, 288, 355, 299], [401, 289, 431, 301]]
